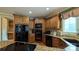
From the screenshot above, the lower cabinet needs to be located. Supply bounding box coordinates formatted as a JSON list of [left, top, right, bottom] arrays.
[[52, 37, 67, 48], [59, 39, 68, 49], [29, 34, 35, 43], [52, 37, 60, 47], [45, 35, 52, 47], [45, 35, 67, 49]]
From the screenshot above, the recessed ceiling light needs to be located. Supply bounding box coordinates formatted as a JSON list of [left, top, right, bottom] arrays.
[[29, 11, 32, 14], [46, 8, 50, 11]]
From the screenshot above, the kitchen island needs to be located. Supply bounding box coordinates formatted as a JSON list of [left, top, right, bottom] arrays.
[[0, 40, 64, 51], [44, 34, 79, 51]]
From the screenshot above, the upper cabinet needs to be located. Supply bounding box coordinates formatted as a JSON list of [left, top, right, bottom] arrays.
[[45, 15, 60, 30], [45, 19, 50, 30], [14, 15, 21, 24], [29, 19, 35, 29], [50, 15, 60, 30], [14, 15, 29, 25], [22, 16, 29, 24]]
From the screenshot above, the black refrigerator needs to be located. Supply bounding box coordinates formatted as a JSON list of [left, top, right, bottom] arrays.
[[15, 24, 29, 42]]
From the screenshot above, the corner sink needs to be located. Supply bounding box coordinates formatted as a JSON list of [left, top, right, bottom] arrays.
[[64, 39, 79, 47]]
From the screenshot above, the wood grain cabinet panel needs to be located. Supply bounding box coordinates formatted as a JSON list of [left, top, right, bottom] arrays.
[[29, 34, 35, 43], [14, 16, 22, 24], [45, 19, 50, 30], [50, 15, 60, 29], [14, 15, 29, 25], [22, 16, 29, 24], [29, 20, 35, 29], [52, 37, 60, 47], [52, 37, 67, 48], [8, 20, 14, 40], [59, 39, 68, 49], [50, 18, 53, 29]]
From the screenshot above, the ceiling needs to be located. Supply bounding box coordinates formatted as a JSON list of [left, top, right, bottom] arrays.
[[0, 7, 69, 18]]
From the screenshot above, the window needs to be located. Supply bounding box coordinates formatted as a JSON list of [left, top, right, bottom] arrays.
[[62, 17, 76, 33]]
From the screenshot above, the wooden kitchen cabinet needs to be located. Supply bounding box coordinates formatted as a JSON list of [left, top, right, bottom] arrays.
[[14, 15, 22, 24], [46, 15, 60, 30], [52, 37, 67, 49], [29, 20, 35, 29], [45, 35, 52, 47], [14, 15, 29, 25], [59, 39, 68, 49], [45, 19, 50, 30], [50, 17, 53, 29], [29, 34, 35, 43], [45, 35, 67, 49], [8, 20, 14, 40], [29, 19, 35, 43], [22, 16, 29, 24], [52, 37, 60, 47]]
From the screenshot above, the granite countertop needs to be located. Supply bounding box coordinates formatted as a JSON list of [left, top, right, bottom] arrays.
[[44, 34, 79, 51], [0, 40, 15, 48], [44, 34, 74, 46], [44, 34, 79, 40], [0, 41, 64, 51]]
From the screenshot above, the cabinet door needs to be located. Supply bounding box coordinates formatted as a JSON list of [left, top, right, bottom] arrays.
[[45, 36, 52, 47], [41, 19, 45, 32], [22, 16, 29, 24], [59, 39, 67, 49], [29, 34, 35, 43], [14, 15, 21, 24], [52, 37, 60, 47], [52, 37, 67, 48], [55, 16, 60, 29], [50, 18, 53, 29], [29, 20, 35, 29], [50, 15, 60, 29], [45, 20, 50, 29]]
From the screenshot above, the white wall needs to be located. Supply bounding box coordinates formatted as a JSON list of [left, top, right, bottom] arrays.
[[2, 17, 8, 41], [0, 16, 8, 41]]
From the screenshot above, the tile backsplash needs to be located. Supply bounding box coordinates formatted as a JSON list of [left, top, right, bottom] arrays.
[[62, 32, 77, 37]]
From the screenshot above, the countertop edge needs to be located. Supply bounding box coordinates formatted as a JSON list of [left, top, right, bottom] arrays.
[[44, 34, 75, 46]]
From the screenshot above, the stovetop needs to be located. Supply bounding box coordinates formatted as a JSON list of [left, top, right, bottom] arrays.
[[0, 42, 36, 51]]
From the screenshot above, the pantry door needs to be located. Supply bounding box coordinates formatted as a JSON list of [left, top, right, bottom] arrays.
[[2, 17, 8, 41]]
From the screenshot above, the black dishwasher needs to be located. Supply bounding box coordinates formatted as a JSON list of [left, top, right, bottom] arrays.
[[45, 35, 52, 47]]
